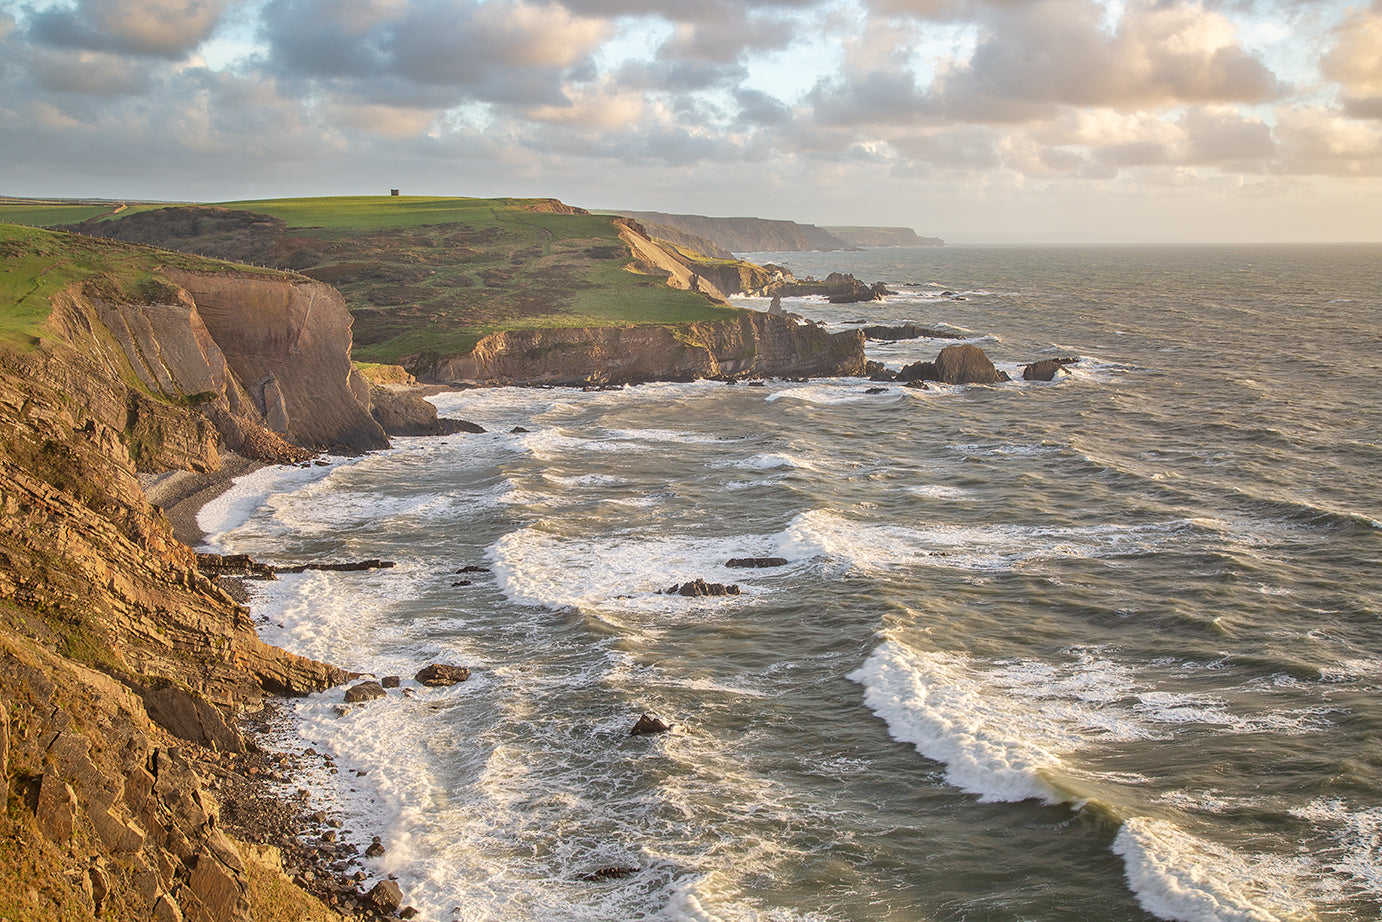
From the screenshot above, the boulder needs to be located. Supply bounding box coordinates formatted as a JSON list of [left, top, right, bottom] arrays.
[[933, 344, 1008, 385], [630, 714, 671, 736], [725, 557, 788, 569], [381, 676, 401, 689], [365, 837, 386, 859], [343, 681, 386, 703], [896, 360, 937, 382], [414, 664, 470, 687], [365, 879, 403, 915]]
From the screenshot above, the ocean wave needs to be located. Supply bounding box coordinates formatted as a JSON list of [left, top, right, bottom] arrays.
[[850, 640, 1334, 807], [1113, 817, 1312, 922]]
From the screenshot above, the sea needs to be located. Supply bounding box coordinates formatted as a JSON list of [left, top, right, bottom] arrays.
[[198, 245, 1382, 922]]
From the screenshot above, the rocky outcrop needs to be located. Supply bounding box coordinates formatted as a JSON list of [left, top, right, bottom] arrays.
[[899, 344, 1010, 385], [752, 272, 893, 304], [367, 383, 484, 436], [862, 324, 966, 342], [417, 311, 865, 386], [1021, 358, 1077, 381]]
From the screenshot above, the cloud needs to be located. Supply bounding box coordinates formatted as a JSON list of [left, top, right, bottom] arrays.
[[933, 0, 1281, 121], [26, 0, 228, 58], [1322, 5, 1382, 119], [259, 0, 612, 107], [1275, 106, 1382, 176], [26, 46, 153, 95]]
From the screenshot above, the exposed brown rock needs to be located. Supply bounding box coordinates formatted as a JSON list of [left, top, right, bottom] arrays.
[[365, 879, 403, 914]]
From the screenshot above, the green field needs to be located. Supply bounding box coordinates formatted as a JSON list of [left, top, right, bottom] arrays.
[[0, 223, 284, 352]]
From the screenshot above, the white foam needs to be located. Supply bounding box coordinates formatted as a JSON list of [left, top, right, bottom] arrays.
[[197, 457, 355, 550], [1292, 798, 1382, 901], [775, 508, 1195, 575], [1113, 817, 1312, 922], [905, 485, 976, 501], [490, 526, 792, 614]]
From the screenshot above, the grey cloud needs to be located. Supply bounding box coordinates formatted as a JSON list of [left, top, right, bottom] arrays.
[[260, 0, 609, 107], [807, 68, 933, 128], [1180, 107, 1274, 163], [25, 0, 227, 58], [734, 87, 792, 127], [615, 59, 748, 93], [27, 46, 153, 95], [935, 0, 1281, 122], [654, 8, 797, 65]]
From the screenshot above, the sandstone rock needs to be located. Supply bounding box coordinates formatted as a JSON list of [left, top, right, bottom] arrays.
[[725, 557, 788, 569], [414, 664, 470, 686], [369, 382, 485, 436], [140, 684, 244, 753], [344, 682, 386, 703], [630, 714, 671, 736], [381, 676, 401, 688], [365, 879, 403, 914], [862, 324, 964, 342], [365, 837, 387, 859], [35, 773, 77, 844]]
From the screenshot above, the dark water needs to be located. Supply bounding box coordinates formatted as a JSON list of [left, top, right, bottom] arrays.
[[204, 245, 1382, 922]]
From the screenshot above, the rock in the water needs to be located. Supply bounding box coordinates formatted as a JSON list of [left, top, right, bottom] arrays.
[[414, 663, 471, 686], [630, 714, 671, 736], [933, 344, 1009, 385], [725, 557, 788, 569], [1021, 358, 1075, 381], [365, 837, 387, 859], [580, 866, 641, 881], [381, 676, 401, 689], [865, 386, 889, 394], [668, 579, 741, 597], [896, 360, 938, 382], [365, 879, 402, 914], [344, 681, 386, 703]]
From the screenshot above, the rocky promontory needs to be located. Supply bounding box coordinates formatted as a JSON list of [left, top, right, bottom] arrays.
[[417, 311, 866, 386]]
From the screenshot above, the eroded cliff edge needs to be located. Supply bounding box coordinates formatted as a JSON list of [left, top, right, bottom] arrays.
[[0, 227, 373, 921]]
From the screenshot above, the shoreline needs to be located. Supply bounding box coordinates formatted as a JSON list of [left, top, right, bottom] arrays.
[[145, 452, 411, 919], [141, 451, 267, 548]]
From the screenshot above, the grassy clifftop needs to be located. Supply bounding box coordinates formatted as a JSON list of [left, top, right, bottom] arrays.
[[5, 196, 744, 366], [0, 223, 287, 353]]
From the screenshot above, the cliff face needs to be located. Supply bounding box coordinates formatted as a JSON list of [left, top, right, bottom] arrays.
[[0, 229, 372, 920], [419, 311, 865, 385], [164, 270, 387, 453]]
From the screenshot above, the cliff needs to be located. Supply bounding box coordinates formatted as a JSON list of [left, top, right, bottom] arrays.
[[822, 226, 945, 248], [417, 311, 865, 386], [617, 211, 852, 253], [0, 225, 373, 920]]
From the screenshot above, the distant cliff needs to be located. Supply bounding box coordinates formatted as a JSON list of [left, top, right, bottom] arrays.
[[415, 312, 865, 386], [823, 226, 945, 248], [618, 211, 853, 253]]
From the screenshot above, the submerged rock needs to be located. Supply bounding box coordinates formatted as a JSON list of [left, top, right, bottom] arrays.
[[725, 557, 788, 569], [579, 866, 641, 881]]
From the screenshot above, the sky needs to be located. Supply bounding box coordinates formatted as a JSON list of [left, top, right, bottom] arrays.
[[1, 0, 1381, 243]]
